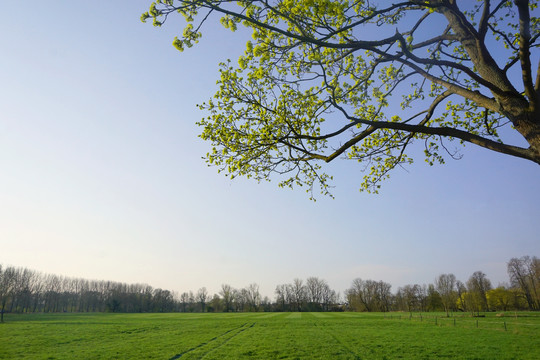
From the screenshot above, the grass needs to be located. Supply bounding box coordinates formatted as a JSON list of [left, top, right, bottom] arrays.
[[1, 312, 539, 359]]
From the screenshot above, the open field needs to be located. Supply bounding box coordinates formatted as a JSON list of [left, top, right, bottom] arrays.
[[1, 312, 539, 359]]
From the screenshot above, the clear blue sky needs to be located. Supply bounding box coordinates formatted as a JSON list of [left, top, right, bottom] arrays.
[[1, 1, 538, 298]]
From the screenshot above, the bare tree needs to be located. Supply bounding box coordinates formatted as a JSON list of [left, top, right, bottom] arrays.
[[376, 281, 393, 312], [507, 256, 540, 310], [219, 284, 234, 312], [347, 278, 371, 312], [320, 282, 336, 311], [196, 287, 208, 312], [291, 279, 306, 312], [435, 273, 458, 316], [236, 288, 250, 312], [274, 284, 288, 311], [246, 283, 261, 312], [347, 278, 392, 312], [0, 265, 17, 322], [305, 277, 327, 308], [179, 292, 189, 312], [399, 284, 421, 312]]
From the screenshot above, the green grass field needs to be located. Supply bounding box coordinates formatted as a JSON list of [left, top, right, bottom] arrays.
[[1, 312, 539, 359]]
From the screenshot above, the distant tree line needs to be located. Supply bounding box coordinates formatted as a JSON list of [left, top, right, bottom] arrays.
[[0, 265, 179, 322], [1, 256, 538, 321], [347, 256, 540, 316]]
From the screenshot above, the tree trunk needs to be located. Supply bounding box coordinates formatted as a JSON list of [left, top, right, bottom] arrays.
[[439, 2, 540, 163], [513, 112, 540, 163]]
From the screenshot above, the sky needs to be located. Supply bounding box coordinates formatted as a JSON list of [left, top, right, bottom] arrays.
[[1, 1, 539, 299]]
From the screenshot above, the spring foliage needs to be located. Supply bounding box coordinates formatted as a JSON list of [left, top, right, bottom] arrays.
[[142, 1, 540, 196]]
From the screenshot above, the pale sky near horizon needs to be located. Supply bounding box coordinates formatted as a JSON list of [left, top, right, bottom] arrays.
[[1, 1, 539, 299]]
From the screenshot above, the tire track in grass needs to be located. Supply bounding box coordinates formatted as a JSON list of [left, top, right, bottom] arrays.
[[168, 322, 255, 359], [197, 322, 255, 359], [314, 321, 362, 360]]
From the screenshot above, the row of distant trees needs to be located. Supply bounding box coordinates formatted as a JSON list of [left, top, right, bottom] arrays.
[[0, 266, 179, 322], [347, 256, 539, 315], [1, 256, 538, 321]]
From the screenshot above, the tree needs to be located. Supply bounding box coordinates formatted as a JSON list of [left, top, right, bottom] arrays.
[[0, 265, 17, 322], [396, 284, 428, 312], [235, 288, 250, 311], [291, 278, 307, 311], [196, 287, 208, 312], [219, 284, 235, 312], [208, 294, 223, 312], [507, 256, 540, 310], [435, 273, 458, 316], [305, 276, 327, 310], [401, 284, 421, 312], [457, 291, 476, 314], [346, 278, 392, 312], [152, 288, 175, 312], [425, 283, 444, 311], [487, 286, 512, 311], [260, 296, 273, 311], [245, 283, 261, 311], [143, 1, 540, 196], [320, 282, 338, 311], [179, 292, 190, 312], [466, 271, 492, 313], [274, 284, 288, 311]]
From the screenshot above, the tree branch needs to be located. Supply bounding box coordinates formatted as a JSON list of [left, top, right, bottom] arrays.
[[328, 101, 537, 164], [478, 0, 491, 40], [515, 0, 537, 108]]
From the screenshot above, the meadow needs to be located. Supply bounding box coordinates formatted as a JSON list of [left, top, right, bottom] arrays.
[[1, 312, 539, 359]]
